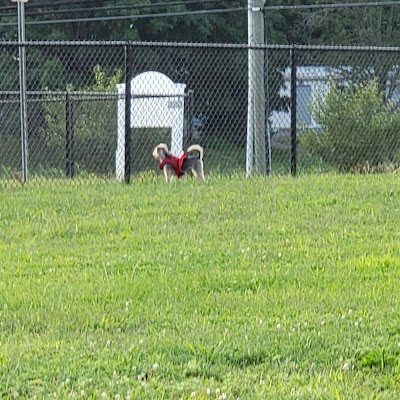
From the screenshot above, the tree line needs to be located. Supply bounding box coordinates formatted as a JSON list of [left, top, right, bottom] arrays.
[[1, 0, 400, 46]]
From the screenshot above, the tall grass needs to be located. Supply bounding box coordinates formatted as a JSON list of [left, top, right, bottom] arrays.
[[0, 174, 399, 399]]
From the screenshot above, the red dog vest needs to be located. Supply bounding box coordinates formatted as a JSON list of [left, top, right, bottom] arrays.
[[159, 153, 188, 178]]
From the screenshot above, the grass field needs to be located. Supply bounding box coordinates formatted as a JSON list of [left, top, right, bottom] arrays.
[[0, 174, 400, 399]]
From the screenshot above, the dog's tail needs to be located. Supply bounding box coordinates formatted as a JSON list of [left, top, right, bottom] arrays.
[[187, 144, 203, 160]]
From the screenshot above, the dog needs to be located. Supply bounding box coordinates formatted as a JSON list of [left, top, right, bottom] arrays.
[[152, 143, 205, 183]]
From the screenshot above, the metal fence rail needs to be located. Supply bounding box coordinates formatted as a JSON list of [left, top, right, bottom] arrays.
[[1, 41, 400, 186]]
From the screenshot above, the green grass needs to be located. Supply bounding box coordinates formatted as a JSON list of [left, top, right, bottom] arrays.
[[1, 174, 400, 399]]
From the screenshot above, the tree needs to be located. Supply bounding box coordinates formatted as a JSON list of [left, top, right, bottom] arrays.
[[0, 0, 246, 43], [3, 0, 400, 46], [266, 1, 400, 47]]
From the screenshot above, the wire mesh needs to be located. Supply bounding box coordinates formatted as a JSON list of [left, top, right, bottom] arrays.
[[1, 41, 400, 186], [294, 47, 400, 173]]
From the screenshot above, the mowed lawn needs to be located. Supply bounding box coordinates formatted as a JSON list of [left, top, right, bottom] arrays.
[[0, 174, 399, 399]]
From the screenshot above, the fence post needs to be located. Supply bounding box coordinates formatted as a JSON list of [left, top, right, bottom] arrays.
[[290, 47, 297, 176], [185, 89, 194, 144], [124, 44, 133, 184], [13, 0, 29, 182], [65, 92, 75, 178]]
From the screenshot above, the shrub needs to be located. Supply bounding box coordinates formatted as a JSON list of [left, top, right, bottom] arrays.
[[301, 80, 400, 172]]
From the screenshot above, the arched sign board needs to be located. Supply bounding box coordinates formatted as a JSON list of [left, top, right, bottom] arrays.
[[116, 71, 186, 182]]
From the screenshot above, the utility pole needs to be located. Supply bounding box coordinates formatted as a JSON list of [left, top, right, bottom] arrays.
[[12, 0, 29, 182], [253, 0, 266, 174], [247, 0, 266, 176]]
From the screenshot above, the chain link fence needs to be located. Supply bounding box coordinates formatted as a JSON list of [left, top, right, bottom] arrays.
[[1, 41, 400, 186]]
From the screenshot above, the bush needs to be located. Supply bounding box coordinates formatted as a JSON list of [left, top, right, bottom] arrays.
[[301, 80, 400, 172]]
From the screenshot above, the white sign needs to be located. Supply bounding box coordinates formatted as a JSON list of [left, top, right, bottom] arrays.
[[116, 71, 186, 182]]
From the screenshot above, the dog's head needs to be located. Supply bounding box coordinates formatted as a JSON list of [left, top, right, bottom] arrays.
[[152, 143, 169, 162]]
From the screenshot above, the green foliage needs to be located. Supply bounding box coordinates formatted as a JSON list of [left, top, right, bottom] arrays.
[[359, 347, 399, 370], [2, 0, 400, 46], [301, 80, 400, 171], [268, 0, 400, 46], [92, 65, 122, 91], [0, 0, 245, 43], [40, 65, 122, 174]]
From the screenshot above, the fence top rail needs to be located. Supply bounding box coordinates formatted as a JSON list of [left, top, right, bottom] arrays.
[[2, 39, 400, 52], [0, 90, 189, 103]]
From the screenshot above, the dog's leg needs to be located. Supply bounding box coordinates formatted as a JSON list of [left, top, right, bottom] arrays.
[[163, 165, 175, 183], [197, 170, 205, 183], [191, 168, 198, 180], [191, 162, 205, 183], [198, 161, 205, 183], [163, 168, 170, 183]]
